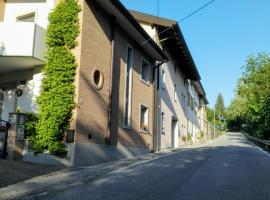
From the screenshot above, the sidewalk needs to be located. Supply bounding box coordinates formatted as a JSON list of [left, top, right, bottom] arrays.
[[0, 137, 222, 200], [0, 160, 66, 188]]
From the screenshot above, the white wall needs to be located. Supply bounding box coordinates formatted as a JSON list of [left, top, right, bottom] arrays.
[[32, 68, 43, 112], [1, 89, 15, 121], [0, 23, 35, 56], [139, 22, 202, 148], [0, 68, 43, 121], [4, 0, 54, 28]]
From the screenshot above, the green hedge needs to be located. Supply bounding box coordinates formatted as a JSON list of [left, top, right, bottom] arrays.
[[31, 0, 81, 156], [24, 112, 39, 139]]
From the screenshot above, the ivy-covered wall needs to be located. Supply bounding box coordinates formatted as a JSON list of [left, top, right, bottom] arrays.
[[31, 0, 81, 155]]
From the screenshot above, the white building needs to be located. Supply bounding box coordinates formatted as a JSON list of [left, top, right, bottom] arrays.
[[130, 11, 209, 149], [0, 0, 55, 121]]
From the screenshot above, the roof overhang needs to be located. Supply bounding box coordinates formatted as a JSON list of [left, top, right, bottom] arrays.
[[159, 24, 201, 81], [0, 56, 43, 73], [193, 81, 209, 104], [95, 0, 167, 62], [129, 10, 201, 81]]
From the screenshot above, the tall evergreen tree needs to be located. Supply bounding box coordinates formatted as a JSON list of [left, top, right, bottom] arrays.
[[215, 93, 225, 119]]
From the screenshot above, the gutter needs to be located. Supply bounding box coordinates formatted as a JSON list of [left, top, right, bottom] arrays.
[[174, 23, 201, 81], [152, 60, 166, 152], [107, 16, 116, 145]]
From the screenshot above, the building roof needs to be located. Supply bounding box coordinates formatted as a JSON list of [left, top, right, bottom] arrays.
[[96, 0, 167, 62], [193, 81, 209, 104], [129, 10, 201, 81]]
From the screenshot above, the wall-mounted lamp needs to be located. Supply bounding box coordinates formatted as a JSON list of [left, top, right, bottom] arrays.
[[15, 81, 26, 97]]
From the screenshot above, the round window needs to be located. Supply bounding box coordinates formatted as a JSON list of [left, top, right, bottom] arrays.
[[91, 68, 104, 90]]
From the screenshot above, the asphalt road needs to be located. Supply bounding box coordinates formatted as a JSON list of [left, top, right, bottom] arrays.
[[43, 133, 270, 200]]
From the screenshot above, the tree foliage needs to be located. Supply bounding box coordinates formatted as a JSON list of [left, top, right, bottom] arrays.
[[215, 93, 225, 119], [206, 93, 226, 131], [31, 0, 81, 155], [226, 53, 270, 139]]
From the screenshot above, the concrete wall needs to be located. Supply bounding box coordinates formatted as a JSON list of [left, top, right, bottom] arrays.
[[4, 0, 54, 28]]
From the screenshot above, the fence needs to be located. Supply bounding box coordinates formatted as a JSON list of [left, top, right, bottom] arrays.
[[244, 133, 270, 152]]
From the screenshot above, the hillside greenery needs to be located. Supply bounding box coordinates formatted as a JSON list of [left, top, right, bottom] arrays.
[[226, 53, 270, 139]]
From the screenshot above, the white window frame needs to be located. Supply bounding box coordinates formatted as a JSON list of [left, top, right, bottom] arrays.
[[174, 83, 177, 102], [161, 69, 166, 90], [139, 103, 149, 133], [161, 112, 165, 134], [140, 57, 150, 85], [123, 45, 133, 129]]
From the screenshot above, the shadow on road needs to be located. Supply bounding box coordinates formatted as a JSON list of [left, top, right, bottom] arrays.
[[39, 133, 270, 200]]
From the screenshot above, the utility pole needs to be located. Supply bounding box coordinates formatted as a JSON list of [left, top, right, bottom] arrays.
[[214, 105, 216, 139]]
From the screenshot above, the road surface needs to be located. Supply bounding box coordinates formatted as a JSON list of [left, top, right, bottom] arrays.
[[42, 132, 270, 200]]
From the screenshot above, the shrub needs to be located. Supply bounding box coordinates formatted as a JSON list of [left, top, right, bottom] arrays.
[[24, 112, 39, 139], [182, 135, 187, 142], [187, 133, 193, 143], [200, 131, 204, 140], [32, 0, 81, 156]]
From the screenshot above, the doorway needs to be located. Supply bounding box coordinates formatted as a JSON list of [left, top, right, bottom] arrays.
[[171, 117, 179, 148]]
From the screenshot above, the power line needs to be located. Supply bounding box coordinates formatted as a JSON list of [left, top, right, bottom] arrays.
[[180, 0, 216, 23], [140, 0, 217, 46]]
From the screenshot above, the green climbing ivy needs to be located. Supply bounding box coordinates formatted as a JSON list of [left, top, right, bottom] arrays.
[[31, 0, 81, 156]]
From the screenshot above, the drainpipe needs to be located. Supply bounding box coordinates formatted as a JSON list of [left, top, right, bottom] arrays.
[[107, 16, 116, 145], [152, 60, 166, 152]]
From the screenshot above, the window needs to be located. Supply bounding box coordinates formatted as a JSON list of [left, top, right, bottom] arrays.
[[187, 93, 191, 107], [161, 112, 165, 134], [16, 12, 35, 22], [174, 84, 177, 101], [161, 69, 166, 89], [124, 46, 133, 128], [91, 69, 104, 90], [140, 105, 149, 132], [191, 98, 195, 111], [182, 94, 186, 105], [141, 59, 150, 84], [0, 90, 3, 117]]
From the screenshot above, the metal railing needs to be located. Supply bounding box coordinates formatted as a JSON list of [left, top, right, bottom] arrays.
[[244, 133, 270, 151], [0, 119, 9, 159]]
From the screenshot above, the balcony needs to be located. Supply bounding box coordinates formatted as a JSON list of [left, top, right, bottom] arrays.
[[0, 22, 46, 73]]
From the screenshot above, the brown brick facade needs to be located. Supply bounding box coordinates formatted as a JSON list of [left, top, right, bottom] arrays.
[[73, 0, 155, 151], [74, 0, 111, 145], [0, 0, 5, 22]]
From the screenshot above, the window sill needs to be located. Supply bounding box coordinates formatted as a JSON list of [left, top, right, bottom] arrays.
[[139, 129, 150, 135], [123, 125, 131, 130], [140, 79, 150, 87]]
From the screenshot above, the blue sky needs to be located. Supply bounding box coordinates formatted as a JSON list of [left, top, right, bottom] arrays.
[[120, 0, 270, 108]]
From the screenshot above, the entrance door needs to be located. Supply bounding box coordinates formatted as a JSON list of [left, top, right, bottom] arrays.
[[171, 118, 179, 148]]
